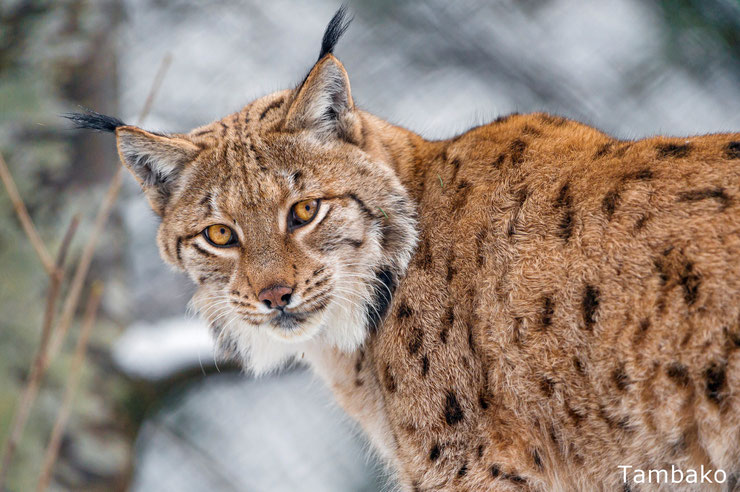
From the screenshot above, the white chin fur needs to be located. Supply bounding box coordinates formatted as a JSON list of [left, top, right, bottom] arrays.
[[198, 277, 373, 376]]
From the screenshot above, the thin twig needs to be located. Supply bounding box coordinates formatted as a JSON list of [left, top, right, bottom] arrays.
[[47, 51, 172, 361], [0, 215, 79, 487], [36, 282, 103, 492], [0, 152, 55, 275], [137, 52, 172, 125], [0, 53, 172, 489]]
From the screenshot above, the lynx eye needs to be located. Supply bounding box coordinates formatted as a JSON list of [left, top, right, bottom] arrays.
[[289, 199, 320, 229], [204, 224, 237, 247]]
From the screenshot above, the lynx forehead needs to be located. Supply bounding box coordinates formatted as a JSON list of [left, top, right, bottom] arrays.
[[70, 7, 740, 491]]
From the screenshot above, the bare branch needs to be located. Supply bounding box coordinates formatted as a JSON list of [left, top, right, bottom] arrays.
[[0, 214, 79, 487], [0, 152, 55, 275], [48, 50, 173, 362], [36, 282, 102, 492], [0, 52, 172, 489], [137, 52, 172, 125]]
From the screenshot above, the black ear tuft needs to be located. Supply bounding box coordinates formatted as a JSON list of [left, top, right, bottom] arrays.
[[318, 5, 352, 61], [63, 110, 125, 133]]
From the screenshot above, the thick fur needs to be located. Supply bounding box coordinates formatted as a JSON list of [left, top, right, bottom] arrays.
[[75, 12, 740, 491]]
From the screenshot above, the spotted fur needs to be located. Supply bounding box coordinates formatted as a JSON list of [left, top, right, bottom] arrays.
[[70, 9, 740, 492]]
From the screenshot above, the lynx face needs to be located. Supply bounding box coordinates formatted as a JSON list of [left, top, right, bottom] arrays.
[[153, 111, 416, 373], [63, 15, 418, 373]]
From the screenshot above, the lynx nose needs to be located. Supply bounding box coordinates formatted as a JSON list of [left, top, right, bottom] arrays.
[[258, 285, 293, 310]]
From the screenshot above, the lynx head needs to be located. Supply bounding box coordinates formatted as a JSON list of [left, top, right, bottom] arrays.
[[66, 7, 417, 374]]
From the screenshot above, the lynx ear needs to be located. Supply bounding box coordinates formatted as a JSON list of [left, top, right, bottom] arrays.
[[284, 54, 360, 143], [115, 126, 200, 215]]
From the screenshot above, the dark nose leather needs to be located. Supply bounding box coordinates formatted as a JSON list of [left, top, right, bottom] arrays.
[[258, 285, 293, 309]]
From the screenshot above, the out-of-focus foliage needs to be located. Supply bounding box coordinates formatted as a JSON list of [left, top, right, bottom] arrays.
[[659, 0, 740, 75], [0, 1, 135, 491]]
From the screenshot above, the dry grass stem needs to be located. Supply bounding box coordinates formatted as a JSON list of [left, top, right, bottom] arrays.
[[0, 152, 55, 275], [36, 283, 103, 492], [0, 215, 79, 487], [0, 53, 172, 488]]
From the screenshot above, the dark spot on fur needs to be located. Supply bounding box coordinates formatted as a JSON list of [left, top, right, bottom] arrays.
[[510, 139, 528, 165], [705, 361, 726, 405], [478, 390, 489, 410], [548, 426, 561, 451], [678, 187, 731, 210], [633, 318, 650, 345], [542, 296, 554, 328], [556, 183, 573, 241], [582, 285, 600, 330], [440, 326, 449, 345], [565, 403, 585, 424], [522, 124, 542, 137], [666, 362, 690, 387], [617, 416, 634, 433], [199, 192, 212, 212], [408, 325, 423, 355], [477, 444, 485, 459], [384, 364, 396, 393], [444, 391, 464, 426], [453, 180, 472, 211], [446, 259, 457, 282], [457, 463, 468, 478], [726, 141, 740, 159], [421, 355, 430, 377], [679, 261, 700, 306], [505, 474, 527, 485], [475, 228, 488, 267], [354, 378, 363, 386], [602, 188, 620, 219], [612, 363, 631, 391], [414, 238, 433, 270], [441, 305, 454, 344], [629, 168, 654, 181], [532, 449, 543, 470], [429, 443, 441, 461], [726, 325, 740, 348], [512, 317, 524, 345], [573, 357, 585, 375], [634, 213, 650, 231], [594, 142, 613, 159], [397, 302, 412, 318], [540, 376, 555, 397], [467, 322, 476, 354], [493, 154, 506, 168], [726, 472, 739, 491], [657, 142, 691, 158], [491, 464, 501, 477]]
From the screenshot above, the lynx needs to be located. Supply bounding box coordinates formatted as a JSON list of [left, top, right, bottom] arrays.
[[69, 8, 740, 491]]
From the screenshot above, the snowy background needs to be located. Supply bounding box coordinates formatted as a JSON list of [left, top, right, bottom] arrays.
[[1, 0, 739, 490]]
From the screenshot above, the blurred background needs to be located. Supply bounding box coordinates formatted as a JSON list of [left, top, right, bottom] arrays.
[[1, 0, 739, 490]]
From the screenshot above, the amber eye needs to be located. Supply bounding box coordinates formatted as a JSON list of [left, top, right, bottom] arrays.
[[289, 199, 320, 229], [204, 224, 237, 247]]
